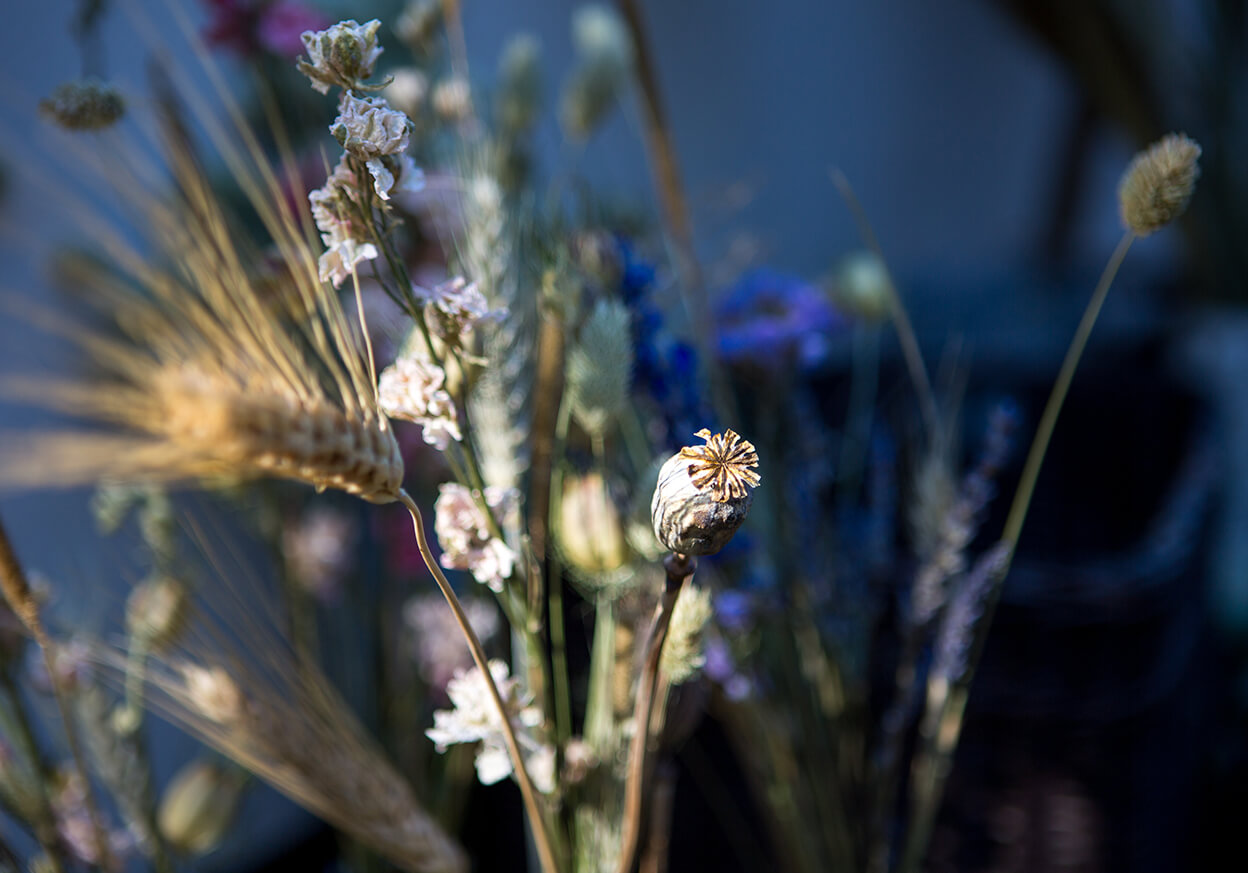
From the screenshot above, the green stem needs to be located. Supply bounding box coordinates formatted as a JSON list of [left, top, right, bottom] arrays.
[[898, 230, 1135, 873], [547, 400, 576, 749], [830, 169, 940, 440], [1001, 230, 1135, 547]]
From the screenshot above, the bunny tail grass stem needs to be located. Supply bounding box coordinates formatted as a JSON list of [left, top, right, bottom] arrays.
[[398, 491, 563, 873], [829, 169, 940, 439], [616, 553, 696, 873], [898, 230, 1135, 873], [1000, 229, 1135, 548], [0, 516, 113, 871]]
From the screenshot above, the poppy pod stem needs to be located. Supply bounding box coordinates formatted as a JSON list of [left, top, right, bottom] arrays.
[[616, 552, 696, 873]]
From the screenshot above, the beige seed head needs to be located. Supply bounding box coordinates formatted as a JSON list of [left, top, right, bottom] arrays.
[[157, 760, 246, 855], [1118, 133, 1201, 236], [2, 46, 405, 504]]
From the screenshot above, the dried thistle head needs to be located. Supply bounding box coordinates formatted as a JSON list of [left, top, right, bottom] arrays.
[[3, 44, 403, 503], [1119, 133, 1201, 236]]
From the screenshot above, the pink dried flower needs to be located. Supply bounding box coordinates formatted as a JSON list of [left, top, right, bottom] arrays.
[[433, 484, 518, 592], [416, 277, 502, 348], [403, 592, 500, 692], [282, 506, 358, 602], [378, 356, 462, 450], [308, 155, 378, 288], [203, 0, 329, 59]]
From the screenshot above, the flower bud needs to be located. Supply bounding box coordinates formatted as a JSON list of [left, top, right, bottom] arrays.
[[432, 76, 473, 123], [558, 472, 628, 574], [40, 79, 125, 130], [125, 576, 188, 650], [651, 429, 760, 556], [496, 34, 542, 136], [1118, 133, 1201, 236], [297, 20, 383, 94], [384, 67, 429, 119], [833, 251, 893, 322], [157, 761, 246, 855]]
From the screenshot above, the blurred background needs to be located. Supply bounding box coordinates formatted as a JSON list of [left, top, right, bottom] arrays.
[[1, 1, 1245, 872]]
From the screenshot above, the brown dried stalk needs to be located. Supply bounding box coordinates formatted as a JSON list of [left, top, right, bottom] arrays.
[[132, 594, 467, 873], [616, 553, 696, 873], [0, 516, 112, 870]]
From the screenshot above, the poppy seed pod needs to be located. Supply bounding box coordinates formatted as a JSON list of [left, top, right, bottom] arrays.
[[651, 429, 760, 556]]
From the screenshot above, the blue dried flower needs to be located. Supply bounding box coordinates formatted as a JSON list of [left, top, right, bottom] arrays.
[[716, 269, 847, 369]]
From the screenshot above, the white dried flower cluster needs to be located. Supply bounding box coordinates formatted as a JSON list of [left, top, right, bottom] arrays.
[[434, 483, 519, 592], [298, 20, 384, 94], [403, 593, 501, 691], [417, 277, 502, 348], [378, 355, 462, 450], [660, 584, 713, 684], [332, 94, 412, 159], [309, 156, 379, 288], [331, 94, 422, 201], [426, 659, 555, 793]]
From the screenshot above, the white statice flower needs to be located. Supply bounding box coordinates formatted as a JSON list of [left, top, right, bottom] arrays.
[[416, 277, 503, 348], [367, 152, 425, 202], [308, 155, 378, 287], [426, 659, 555, 793], [298, 19, 384, 94], [330, 95, 418, 200], [434, 483, 519, 592], [403, 593, 500, 691], [332, 94, 412, 159], [378, 355, 461, 450]]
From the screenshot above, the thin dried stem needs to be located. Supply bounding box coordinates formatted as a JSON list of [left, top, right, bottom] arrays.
[[398, 490, 563, 873], [899, 230, 1136, 873], [829, 168, 940, 439], [1000, 230, 1135, 547], [616, 553, 696, 873], [0, 516, 112, 870]]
